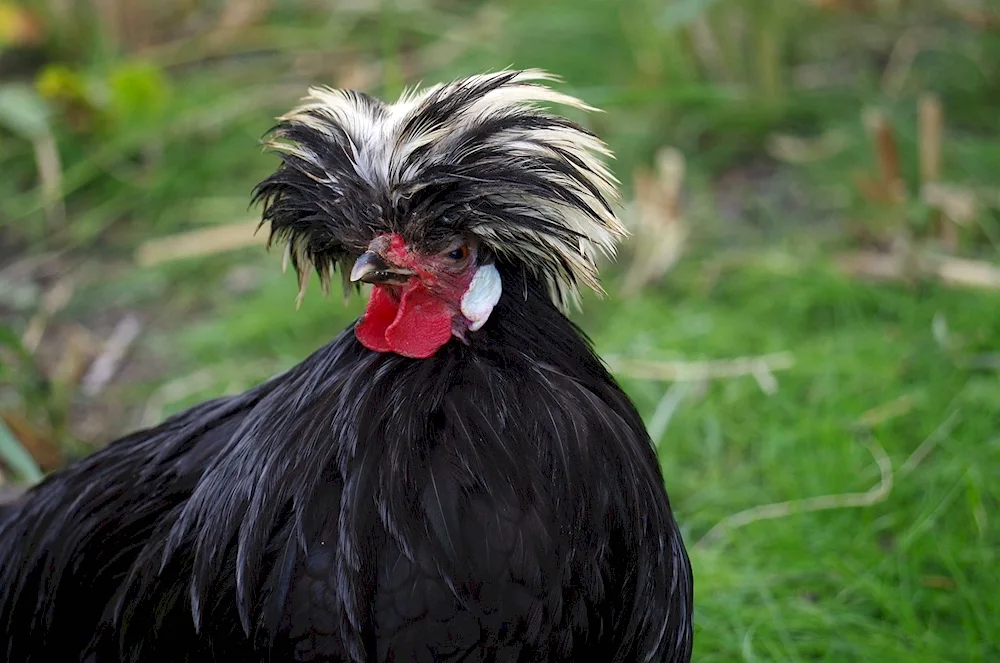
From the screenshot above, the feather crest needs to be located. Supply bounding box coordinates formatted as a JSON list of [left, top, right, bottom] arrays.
[[253, 69, 625, 312]]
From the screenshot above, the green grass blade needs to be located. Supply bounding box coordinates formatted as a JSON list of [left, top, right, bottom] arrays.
[[0, 417, 43, 485]]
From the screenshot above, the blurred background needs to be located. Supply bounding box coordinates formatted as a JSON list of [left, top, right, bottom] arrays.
[[1, 0, 999, 659]]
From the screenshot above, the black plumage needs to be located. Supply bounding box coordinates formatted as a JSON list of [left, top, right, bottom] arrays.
[[0, 70, 693, 662]]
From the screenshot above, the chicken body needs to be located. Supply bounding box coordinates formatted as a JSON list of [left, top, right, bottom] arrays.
[[0, 271, 691, 662]]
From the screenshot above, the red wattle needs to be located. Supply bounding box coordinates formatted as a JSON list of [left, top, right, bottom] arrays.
[[384, 284, 453, 358], [355, 286, 397, 353], [355, 283, 454, 359]]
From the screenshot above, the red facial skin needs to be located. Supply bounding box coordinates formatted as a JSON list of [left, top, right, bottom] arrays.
[[355, 233, 477, 359]]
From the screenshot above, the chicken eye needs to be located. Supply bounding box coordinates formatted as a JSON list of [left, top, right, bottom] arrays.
[[446, 244, 469, 261]]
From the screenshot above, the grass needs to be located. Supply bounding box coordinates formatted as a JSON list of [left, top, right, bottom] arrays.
[[604, 259, 1000, 661], [2, 0, 1000, 661]]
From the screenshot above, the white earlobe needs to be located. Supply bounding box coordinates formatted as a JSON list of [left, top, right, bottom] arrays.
[[460, 264, 502, 332]]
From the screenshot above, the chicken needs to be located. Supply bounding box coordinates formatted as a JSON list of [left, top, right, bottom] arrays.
[[0, 70, 693, 662]]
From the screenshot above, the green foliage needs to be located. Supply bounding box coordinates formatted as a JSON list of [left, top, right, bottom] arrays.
[[32, 60, 168, 132], [107, 61, 169, 128]]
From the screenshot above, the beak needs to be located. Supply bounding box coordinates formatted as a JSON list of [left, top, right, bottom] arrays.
[[350, 250, 413, 285]]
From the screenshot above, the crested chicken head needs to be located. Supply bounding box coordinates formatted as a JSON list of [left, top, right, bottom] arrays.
[[253, 70, 624, 358]]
